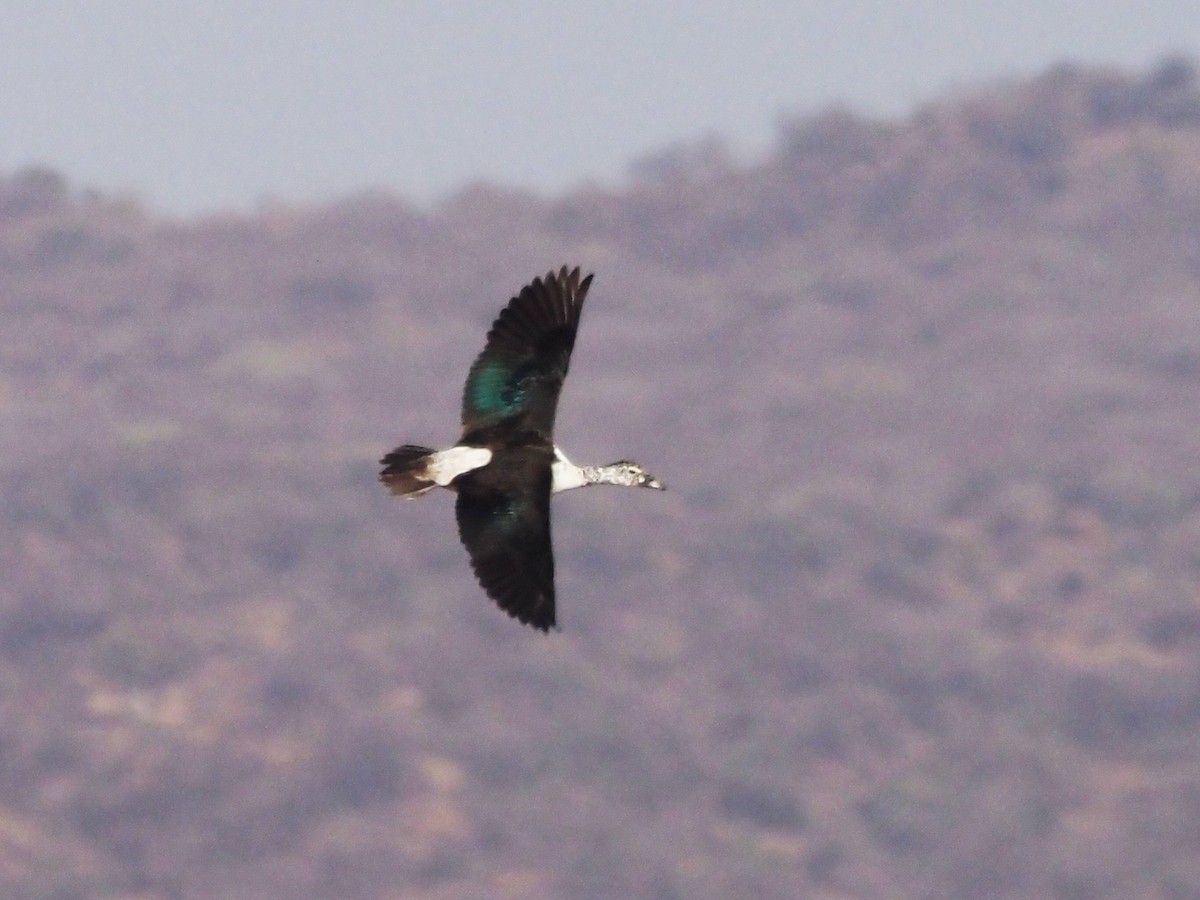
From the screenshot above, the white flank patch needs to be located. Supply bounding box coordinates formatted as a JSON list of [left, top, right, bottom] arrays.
[[428, 446, 492, 485], [551, 445, 588, 493]]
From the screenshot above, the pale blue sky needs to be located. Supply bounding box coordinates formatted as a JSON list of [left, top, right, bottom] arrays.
[[1, 2, 1197, 215]]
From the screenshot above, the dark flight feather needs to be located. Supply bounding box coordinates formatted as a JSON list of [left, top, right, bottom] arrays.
[[460, 266, 591, 441], [454, 450, 556, 631]]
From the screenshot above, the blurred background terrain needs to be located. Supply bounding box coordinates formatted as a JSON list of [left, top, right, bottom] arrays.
[[2, 60, 1200, 898]]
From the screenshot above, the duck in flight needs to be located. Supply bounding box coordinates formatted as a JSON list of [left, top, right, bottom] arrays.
[[380, 266, 664, 632]]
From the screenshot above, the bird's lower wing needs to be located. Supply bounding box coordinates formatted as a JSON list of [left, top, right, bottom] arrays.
[[454, 480, 556, 631]]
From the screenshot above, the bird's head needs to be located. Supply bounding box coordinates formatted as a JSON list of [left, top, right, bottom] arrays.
[[607, 460, 665, 490]]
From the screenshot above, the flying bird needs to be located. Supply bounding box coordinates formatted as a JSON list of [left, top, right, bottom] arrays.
[[380, 266, 664, 631]]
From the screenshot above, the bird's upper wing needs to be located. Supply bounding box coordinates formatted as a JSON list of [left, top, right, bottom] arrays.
[[460, 266, 591, 439], [455, 468, 556, 632]]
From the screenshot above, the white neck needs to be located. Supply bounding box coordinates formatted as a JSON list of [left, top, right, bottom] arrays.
[[551, 447, 644, 493], [551, 447, 589, 493]]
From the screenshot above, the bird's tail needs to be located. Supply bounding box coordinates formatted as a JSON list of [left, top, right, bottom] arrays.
[[379, 444, 438, 497]]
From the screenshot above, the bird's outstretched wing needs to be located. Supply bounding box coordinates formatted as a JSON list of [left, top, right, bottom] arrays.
[[455, 470, 556, 632], [460, 266, 591, 439]]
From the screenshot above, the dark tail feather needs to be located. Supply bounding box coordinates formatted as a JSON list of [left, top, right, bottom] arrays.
[[380, 444, 437, 497]]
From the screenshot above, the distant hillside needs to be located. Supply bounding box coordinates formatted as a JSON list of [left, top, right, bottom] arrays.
[[1, 59, 1199, 898]]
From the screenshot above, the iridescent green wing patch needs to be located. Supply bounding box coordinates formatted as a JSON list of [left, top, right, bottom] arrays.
[[467, 361, 534, 419], [460, 267, 591, 437]]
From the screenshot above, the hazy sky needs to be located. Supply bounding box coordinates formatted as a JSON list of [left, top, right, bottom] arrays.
[[2, 2, 1197, 215]]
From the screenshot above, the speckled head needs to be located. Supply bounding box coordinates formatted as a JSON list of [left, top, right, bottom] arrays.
[[602, 460, 665, 490]]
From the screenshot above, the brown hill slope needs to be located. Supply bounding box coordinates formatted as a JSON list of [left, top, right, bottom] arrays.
[[1, 59, 1200, 898]]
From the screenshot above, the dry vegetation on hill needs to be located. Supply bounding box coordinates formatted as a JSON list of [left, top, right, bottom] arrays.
[[2, 60, 1200, 898]]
